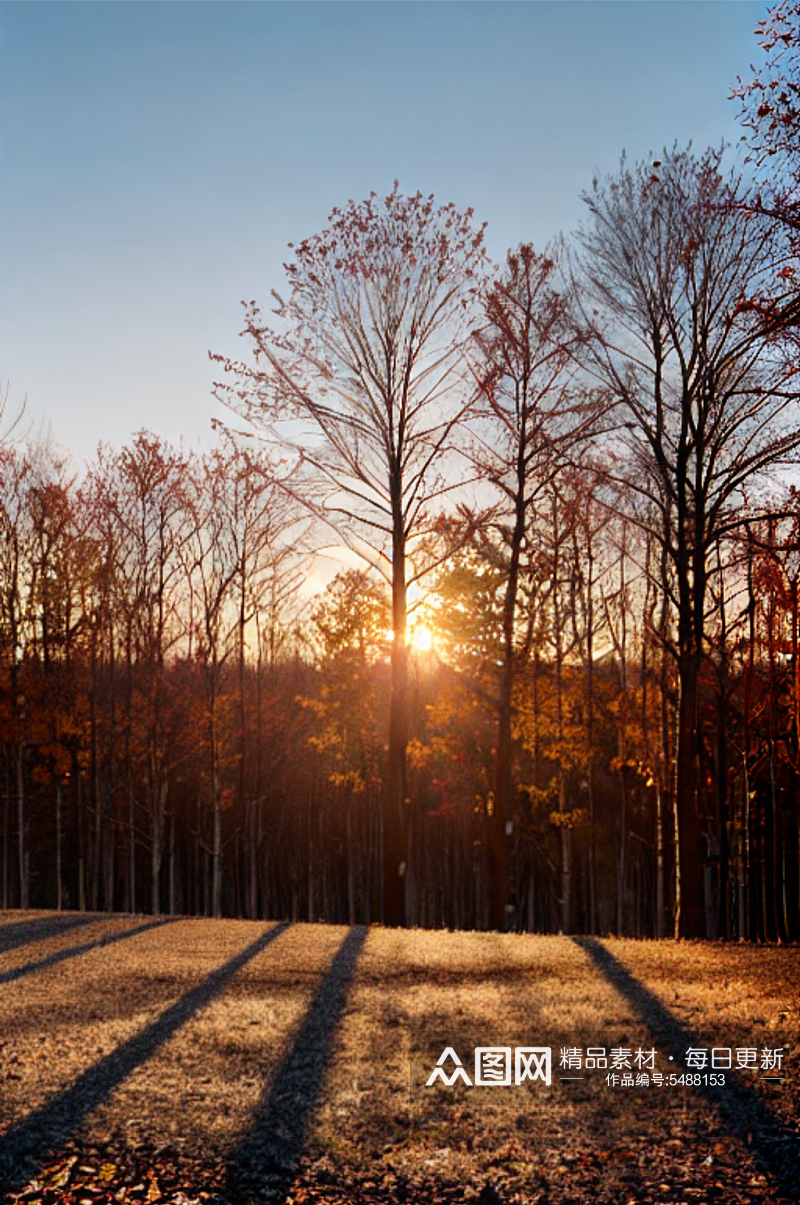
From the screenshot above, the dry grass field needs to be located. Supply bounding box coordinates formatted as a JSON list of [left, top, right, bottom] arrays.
[[0, 911, 797, 1205]]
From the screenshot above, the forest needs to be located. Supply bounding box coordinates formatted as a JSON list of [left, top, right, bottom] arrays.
[[2, 6, 799, 944]]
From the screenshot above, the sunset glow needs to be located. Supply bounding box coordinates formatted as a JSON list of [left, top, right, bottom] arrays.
[[411, 625, 433, 652]]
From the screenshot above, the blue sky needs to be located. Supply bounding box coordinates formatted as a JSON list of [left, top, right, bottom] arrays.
[[0, 0, 768, 463]]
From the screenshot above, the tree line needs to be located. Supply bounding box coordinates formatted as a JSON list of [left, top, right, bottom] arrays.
[[3, 7, 799, 938], [2, 410, 799, 940]]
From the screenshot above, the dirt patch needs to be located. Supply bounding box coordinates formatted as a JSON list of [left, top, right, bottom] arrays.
[[0, 912, 797, 1203]]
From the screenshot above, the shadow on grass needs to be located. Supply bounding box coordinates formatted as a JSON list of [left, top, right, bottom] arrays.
[[227, 925, 367, 1205], [0, 921, 291, 1197], [574, 936, 799, 1202], [0, 913, 101, 956], [0, 917, 175, 986]]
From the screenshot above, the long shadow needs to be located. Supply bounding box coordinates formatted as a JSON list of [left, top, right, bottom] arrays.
[[574, 936, 799, 1201], [0, 913, 101, 956], [0, 917, 175, 986], [0, 921, 291, 1197], [227, 925, 367, 1205]]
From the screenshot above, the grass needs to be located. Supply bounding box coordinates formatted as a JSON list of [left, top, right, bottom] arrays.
[[0, 911, 797, 1204]]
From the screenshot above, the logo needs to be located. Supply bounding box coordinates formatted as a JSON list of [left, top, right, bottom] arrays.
[[426, 1046, 552, 1087]]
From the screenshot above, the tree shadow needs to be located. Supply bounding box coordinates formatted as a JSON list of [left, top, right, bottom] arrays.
[[0, 917, 175, 986], [0, 913, 101, 956], [0, 921, 290, 1196], [226, 925, 367, 1204], [573, 936, 799, 1201]]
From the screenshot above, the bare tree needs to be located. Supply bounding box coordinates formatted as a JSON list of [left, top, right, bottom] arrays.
[[106, 432, 192, 915], [0, 446, 33, 908], [187, 438, 303, 918], [572, 145, 800, 936], [470, 244, 598, 928], [212, 184, 488, 923]]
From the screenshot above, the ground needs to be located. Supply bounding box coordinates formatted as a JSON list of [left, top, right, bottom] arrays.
[[0, 911, 797, 1204]]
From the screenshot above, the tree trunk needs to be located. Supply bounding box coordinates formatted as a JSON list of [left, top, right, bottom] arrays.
[[384, 506, 407, 926], [212, 788, 222, 918], [77, 767, 86, 912], [17, 744, 27, 910], [56, 780, 63, 911], [169, 808, 176, 915], [347, 790, 356, 925], [489, 468, 526, 931], [675, 661, 705, 937], [3, 764, 9, 910], [560, 821, 571, 934], [655, 781, 665, 938], [128, 790, 136, 914], [617, 766, 627, 935], [585, 540, 597, 935], [151, 781, 165, 915]]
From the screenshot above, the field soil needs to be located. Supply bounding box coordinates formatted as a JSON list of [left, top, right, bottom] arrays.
[[0, 911, 797, 1205]]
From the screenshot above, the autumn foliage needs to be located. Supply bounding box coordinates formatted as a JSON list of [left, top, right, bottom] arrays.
[[3, 131, 800, 939]]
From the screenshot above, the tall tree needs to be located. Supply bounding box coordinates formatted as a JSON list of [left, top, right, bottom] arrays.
[[470, 244, 596, 928], [26, 460, 89, 911], [0, 446, 33, 908], [185, 452, 239, 919], [219, 439, 304, 920], [212, 184, 488, 924], [110, 432, 191, 915], [573, 145, 800, 936], [307, 569, 390, 923]]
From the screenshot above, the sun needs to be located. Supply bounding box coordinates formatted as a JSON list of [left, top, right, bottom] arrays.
[[411, 625, 433, 652]]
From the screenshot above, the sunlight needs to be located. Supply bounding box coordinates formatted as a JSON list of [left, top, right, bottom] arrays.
[[411, 624, 433, 652], [384, 625, 434, 652]]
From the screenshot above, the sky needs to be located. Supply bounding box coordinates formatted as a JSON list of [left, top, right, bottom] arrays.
[[0, 0, 770, 467]]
